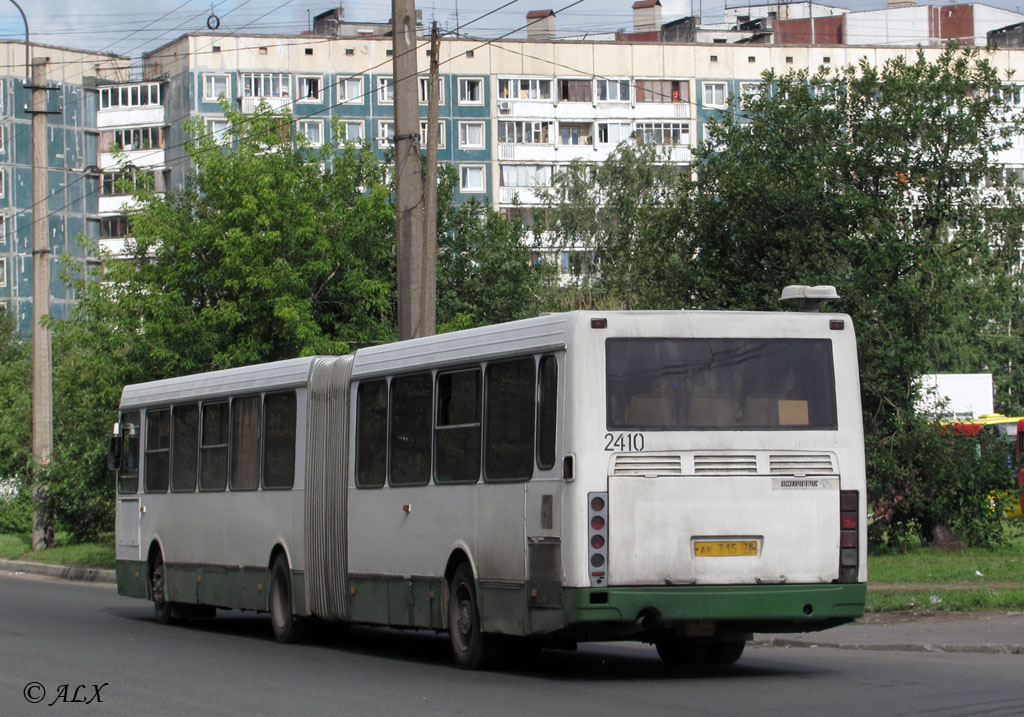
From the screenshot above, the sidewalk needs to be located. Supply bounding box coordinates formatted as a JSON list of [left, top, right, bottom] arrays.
[[3, 558, 1022, 655], [754, 611, 1024, 655]]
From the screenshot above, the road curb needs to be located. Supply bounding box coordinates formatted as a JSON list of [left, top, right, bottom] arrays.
[[752, 637, 1024, 655], [0, 558, 115, 584]]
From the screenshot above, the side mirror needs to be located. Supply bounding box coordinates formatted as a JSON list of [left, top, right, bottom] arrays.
[[106, 434, 122, 472]]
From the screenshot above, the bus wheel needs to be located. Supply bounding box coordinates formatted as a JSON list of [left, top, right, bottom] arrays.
[[706, 640, 745, 665], [151, 557, 182, 625], [655, 638, 709, 667], [269, 555, 297, 643], [448, 563, 499, 670]]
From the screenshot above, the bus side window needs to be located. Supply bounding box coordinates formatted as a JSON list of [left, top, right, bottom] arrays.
[[263, 391, 296, 489], [485, 358, 534, 481], [355, 380, 388, 488], [171, 404, 199, 492], [145, 409, 170, 493], [436, 368, 481, 483], [200, 402, 229, 491], [117, 411, 140, 494], [537, 355, 557, 470], [390, 373, 433, 486], [231, 395, 261, 491]]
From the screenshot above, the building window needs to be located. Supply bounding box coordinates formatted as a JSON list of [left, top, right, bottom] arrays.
[[241, 72, 290, 98], [635, 121, 690, 146], [0, 256, 6, 288], [459, 77, 483, 105], [560, 250, 596, 276], [105, 126, 164, 152], [206, 117, 230, 144], [596, 79, 630, 102], [635, 79, 687, 103], [101, 170, 155, 196], [203, 74, 230, 101], [305, 47, 313, 55], [298, 119, 323, 146], [0, 215, 6, 246], [703, 82, 728, 108], [338, 76, 364, 104], [786, 56, 794, 64], [597, 122, 631, 145], [377, 76, 394, 104], [460, 165, 485, 192], [500, 164, 552, 188], [0, 170, 5, 198], [345, 48, 355, 56], [558, 78, 592, 102], [298, 76, 322, 101], [419, 120, 445, 149], [99, 83, 161, 109], [458, 121, 485, 149], [101, 216, 130, 238], [418, 76, 445, 105], [739, 82, 761, 105], [498, 78, 552, 101], [378, 120, 395, 147], [559, 122, 593, 146], [498, 120, 552, 144], [340, 121, 364, 141], [0, 125, 4, 153]]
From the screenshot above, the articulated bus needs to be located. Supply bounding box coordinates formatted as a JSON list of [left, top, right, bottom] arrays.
[[109, 288, 867, 668]]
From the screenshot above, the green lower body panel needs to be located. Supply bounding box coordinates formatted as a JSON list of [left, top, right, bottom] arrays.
[[116, 560, 149, 599], [348, 575, 444, 629], [564, 583, 866, 633]]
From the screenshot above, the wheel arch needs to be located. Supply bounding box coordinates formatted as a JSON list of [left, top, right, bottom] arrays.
[[442, 545, 476, 630]]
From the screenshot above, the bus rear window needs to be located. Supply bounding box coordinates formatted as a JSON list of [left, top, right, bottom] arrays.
[[606, 338, 838, 431]]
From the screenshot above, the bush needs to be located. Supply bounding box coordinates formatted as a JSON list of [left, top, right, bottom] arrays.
[[868, 415, 1017, 550], [0, 474, 33, 533]]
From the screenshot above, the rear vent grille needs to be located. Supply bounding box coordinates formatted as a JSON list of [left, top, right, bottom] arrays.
[[612, 454, 682, 476], [770, 454, 835, 475], [693, 454, 757, 474]]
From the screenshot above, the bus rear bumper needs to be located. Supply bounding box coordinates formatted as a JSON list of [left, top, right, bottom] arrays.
[[562, 583, 867, 635]]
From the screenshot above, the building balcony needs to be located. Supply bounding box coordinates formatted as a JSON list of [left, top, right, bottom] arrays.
[[97, 105, 165, 128], [240, 95, 291, 113]]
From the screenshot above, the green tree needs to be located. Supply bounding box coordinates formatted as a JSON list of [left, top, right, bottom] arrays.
[[0, 306, 32, 532]]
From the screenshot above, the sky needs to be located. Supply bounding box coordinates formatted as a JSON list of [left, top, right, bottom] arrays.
[[2, 0, 1024, 61]]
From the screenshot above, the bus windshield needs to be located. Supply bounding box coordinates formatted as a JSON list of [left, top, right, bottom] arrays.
[[606, 338, 838, 431]]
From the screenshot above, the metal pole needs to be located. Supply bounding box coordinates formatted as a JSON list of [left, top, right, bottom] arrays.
[[422, 21, 439, 338], [393, 0, 424, 340]]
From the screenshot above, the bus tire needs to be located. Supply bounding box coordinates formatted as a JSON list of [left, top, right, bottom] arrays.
[[448, 563, 499, 669], [151, 556, 183, 625], [655, 638, 709, 666], [706, 640, 745, 665], [269, 555, 298, 643]]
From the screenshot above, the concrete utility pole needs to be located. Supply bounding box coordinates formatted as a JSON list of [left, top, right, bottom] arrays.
[[28, 56, 56, 551], [392, 0, 426, 340], [422, 21, 439, 337]]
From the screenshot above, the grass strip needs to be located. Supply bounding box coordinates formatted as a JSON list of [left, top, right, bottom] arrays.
[[867, 587, 1024, 613]]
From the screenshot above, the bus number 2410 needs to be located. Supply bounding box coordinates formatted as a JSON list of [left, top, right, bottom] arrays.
[[604, 433, 645, 452]]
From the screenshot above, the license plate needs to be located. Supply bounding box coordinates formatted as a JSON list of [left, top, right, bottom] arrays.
[[694, 540, 758, 557]]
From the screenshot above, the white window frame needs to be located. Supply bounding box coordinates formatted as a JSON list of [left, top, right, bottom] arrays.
[[0, 214, 5, 246], [378, 120, 395, 147], [297, 75, 323, 102], [635, 121, 690, 146], [0, 125, 5, 153], [298, 119, 323, 146], [206, 118, 231, 144], [703, 81, 728, 109], [0, 256, 6, 288], [458, 78, 484, 105], [458, 121, 485, 149], [739, 82, 761, 105], [419, 120, 446, 149], [597, 122, 631, 145], [340, 121, 364, 141], [241, 72, 291, 99], [418, 77, 445, 105], [498, 120, 553, 145], [498, 78, 552, 101], [338, 76, 364, 104], [460, 165, 486, 193], [203, 74, 230, 101], [596, 78, 630, 103], [500, 164, 553, 188], [377, 77, 394, 104], [0, 170, 5, 198]]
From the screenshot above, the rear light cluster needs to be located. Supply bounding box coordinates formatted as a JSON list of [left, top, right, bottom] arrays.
[[588, 492, 608, 587], [839, 490, 859, 583]]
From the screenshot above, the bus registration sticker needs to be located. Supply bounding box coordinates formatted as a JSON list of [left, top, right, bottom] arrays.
[[693, 540, 758, 557]]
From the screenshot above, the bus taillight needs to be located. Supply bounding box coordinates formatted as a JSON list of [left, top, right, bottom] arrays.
[[839, 490, 859, 583], [588, 492, 609, 588]]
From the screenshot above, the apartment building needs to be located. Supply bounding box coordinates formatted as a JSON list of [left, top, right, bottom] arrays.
[[0, 42, 126, 333]]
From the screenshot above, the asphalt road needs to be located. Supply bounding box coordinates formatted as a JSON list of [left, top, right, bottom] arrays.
[[2, 572, 1022, 717]]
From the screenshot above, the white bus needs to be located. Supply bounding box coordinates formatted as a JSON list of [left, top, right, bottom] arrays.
[[110, 288, 867, 668]]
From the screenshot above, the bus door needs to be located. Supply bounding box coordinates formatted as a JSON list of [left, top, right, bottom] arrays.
[[112, 411, 142, 559]]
